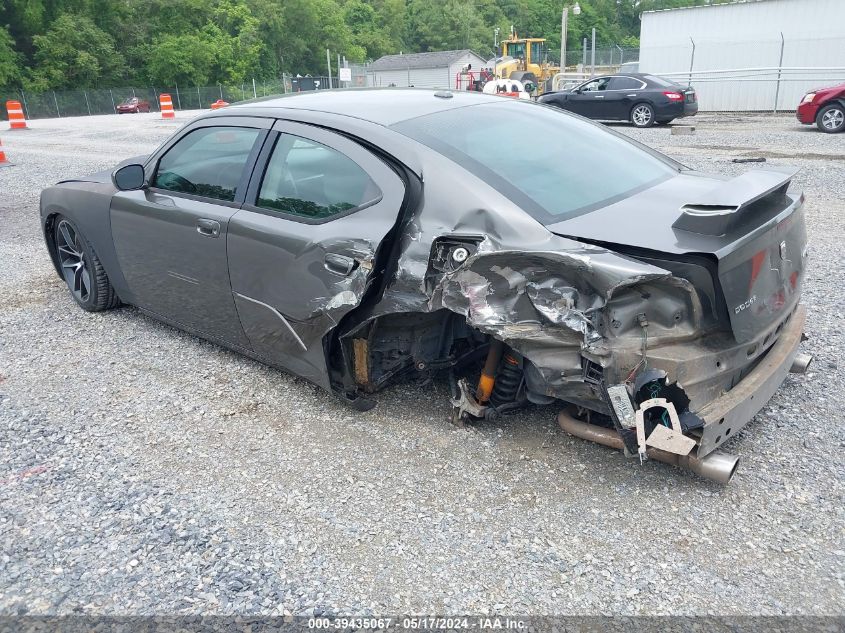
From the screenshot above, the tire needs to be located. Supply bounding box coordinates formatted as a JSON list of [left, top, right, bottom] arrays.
[[54, 216, 120, 312], [816, 103, 845, 133], [631, 103, 655, 128]]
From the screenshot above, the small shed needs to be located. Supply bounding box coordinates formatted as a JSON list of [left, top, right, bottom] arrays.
[[368, 50, 489, 89]]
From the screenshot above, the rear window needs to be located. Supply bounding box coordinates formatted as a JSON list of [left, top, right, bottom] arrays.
[[391, 101, 678, 223], [645, 75, 682, 88]]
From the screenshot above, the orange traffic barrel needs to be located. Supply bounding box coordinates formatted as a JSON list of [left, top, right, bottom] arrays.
[[0, 138, 11, 166], [6, 100, 27, 129], [159, 94, 175, 119], [210, 99, 229, 110]]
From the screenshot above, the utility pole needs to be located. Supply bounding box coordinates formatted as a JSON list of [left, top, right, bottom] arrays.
[[560, 3, 580, 71], [560, 10, 567, 71], [590, 28, 596, 77], [326, 49, 333, 89]]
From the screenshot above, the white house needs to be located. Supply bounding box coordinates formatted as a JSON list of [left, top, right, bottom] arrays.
[[367, 50, 489, 90]]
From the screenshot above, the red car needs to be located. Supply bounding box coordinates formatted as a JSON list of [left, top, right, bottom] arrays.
[[116, 97, 151, 114], [796, 82, 845, 133]]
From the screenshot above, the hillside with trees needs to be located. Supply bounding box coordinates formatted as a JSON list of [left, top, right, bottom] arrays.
[[0, 0, 718, 90]]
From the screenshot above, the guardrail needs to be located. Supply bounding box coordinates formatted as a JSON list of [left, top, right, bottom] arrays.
[[550, 72, 592, 92]]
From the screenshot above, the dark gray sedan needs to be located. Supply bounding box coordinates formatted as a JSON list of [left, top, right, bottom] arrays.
[[539, 73, 698, 127], [40, 89, 809, 483]]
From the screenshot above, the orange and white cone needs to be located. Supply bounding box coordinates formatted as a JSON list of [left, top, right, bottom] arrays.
[[0, 138, 11, 167], [6, 100, 27, 130], [159, 94, 175, 119]]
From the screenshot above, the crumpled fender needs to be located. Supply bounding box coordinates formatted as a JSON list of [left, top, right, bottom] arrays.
[[429, 238, 674, 345]]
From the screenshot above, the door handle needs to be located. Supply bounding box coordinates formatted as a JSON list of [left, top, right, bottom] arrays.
[[627, 94, 638, 97], [196, 218, 220, 238], [324, 253, 357, 276], [594, 95, 604, 98]]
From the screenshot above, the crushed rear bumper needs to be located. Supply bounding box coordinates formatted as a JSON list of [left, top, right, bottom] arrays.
[[694, 304, 806, 456]]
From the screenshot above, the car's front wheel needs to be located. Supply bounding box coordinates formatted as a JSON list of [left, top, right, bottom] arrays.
[[817, 103, 845, 133], [631, 103, 655, 128], [54, 217, 120, 312]]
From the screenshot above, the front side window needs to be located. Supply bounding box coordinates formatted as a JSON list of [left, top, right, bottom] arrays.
[[392, 100, 679, 223], [257, 133, 380, 220], [153, 126, 260, 202], [530, 42, 543, 64], [580, 77, 611, 92]]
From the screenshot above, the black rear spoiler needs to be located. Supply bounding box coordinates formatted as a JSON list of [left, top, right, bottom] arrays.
[[673, 168, 797, 236]]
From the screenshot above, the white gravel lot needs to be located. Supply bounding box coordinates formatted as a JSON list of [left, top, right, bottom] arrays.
[[0, 109, 843, 616]]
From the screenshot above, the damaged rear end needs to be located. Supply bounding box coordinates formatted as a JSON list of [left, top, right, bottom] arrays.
[[332, 98, 809, 484]]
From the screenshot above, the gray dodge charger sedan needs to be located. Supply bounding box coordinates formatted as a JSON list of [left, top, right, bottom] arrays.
[[40, 89, 810, 483]]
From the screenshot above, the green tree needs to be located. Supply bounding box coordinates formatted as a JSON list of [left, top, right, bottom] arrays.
[[405, 0, 490, 54], [145, 32, 217, 86], [28, 13, 125, 89], [343, 0, 396, 60], [0, 26, 23, 87]]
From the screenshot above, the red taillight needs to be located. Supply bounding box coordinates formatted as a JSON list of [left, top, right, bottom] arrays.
[[664, 91, 684, 101]]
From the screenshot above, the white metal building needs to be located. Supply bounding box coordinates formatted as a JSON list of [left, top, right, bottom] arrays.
[[639, 0, 845, 111], [367, 50, 488, 89]]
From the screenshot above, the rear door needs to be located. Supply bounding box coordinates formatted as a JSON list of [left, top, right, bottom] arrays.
[[227, 120, 406, 388], [110, 117, 271, 348], [606, 76, 647, 120]]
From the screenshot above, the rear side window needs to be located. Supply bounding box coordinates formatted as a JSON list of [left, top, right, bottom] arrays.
[[392, 101, 678, 223], [610, 76, 644, 90], [256, 133, 380, 220], [154, 126, 260, 201], [645, 75, 682, 88]]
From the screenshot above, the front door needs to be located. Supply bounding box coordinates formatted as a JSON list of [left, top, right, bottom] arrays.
[[227, 120, 406, 388], [111, 120, 270, 348], [567, 77, 613, 118]]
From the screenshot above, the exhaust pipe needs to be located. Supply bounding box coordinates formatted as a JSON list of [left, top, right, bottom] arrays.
[[790, 352, 813, 374], [557, 411, 740, 485]]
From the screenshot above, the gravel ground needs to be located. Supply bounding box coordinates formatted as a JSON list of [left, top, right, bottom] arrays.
[[0, 110, 843, 616]]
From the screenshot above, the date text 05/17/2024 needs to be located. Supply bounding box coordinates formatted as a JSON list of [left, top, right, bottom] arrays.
[[308, 617, 528, 630]]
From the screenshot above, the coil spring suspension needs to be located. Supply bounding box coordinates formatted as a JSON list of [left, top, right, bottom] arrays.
[[490, 354, 523, 407]]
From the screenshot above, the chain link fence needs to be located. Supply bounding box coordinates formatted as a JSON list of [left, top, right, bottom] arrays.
[[548, 47, 640, 70], [0, 71, 372, 121]]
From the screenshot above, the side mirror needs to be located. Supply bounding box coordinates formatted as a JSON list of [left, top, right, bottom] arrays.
[[112, 164, 146, 191]]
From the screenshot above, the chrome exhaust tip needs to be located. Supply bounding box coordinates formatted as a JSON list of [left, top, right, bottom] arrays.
[[686, 451, 740, 485], [790, 352, 813, 374]]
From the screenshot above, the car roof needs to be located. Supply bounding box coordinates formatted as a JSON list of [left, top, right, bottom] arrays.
[[224, 88, 511, 126]]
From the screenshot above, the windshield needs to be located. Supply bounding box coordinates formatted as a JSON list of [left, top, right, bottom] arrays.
[[391, 101, 679, 223], [505, 42, 526, 59]]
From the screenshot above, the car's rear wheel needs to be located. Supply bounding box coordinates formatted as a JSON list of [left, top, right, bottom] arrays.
[[816, 103, 845, 133], [631, 103, 655, 128], [54, 217, 120, 312]]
